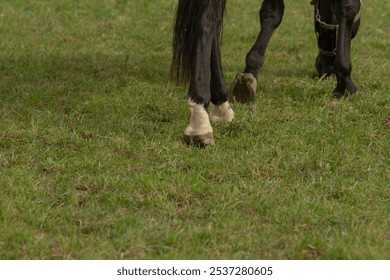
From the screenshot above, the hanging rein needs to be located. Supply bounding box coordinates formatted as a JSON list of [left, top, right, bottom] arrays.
[[311, 0, 362, 57]]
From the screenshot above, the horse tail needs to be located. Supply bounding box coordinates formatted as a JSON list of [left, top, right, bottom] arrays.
[[170, 0, 204, 85], [171, 0, 227, 85]]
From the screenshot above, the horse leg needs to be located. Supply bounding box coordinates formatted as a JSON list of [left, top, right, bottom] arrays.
[[231, 0, 285, 103], [183, 3, 221, 146], [332, 0, 359, 98], [209, 28, 235, 123], [313, 0, 337, 77]]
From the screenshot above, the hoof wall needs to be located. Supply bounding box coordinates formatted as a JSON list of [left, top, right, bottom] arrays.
[[231, 73, 257, 103], [333, 87, 358, 99], [183, 133, 215, 147]]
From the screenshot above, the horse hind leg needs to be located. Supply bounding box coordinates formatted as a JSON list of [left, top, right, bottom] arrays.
[[209, 29, 234, 123], [231, 0, 285, 103], [183, 2, 220, 147]]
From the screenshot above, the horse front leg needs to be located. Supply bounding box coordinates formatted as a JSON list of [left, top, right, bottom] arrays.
[[183, 9, 217, 146], [332, 0, 359, 98], [231, 0, 285, 103]]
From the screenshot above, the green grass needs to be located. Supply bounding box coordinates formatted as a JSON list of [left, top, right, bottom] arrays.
[[0, 0, 389, 259]]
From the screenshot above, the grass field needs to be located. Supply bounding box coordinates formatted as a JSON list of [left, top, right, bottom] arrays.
[[0, 0, 389, 259]]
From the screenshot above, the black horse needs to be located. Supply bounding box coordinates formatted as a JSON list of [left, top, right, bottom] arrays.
[[171, 0, 362, 146]]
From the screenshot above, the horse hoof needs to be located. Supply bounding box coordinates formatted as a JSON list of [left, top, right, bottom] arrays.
[[183, 132, 215, 147], [231, 73, 257, 103], [333, 92, 344, 99], [333, 84, 358, 98], [316, 54, 335, 77], [347, 83, 358, 96], [209, 102, 235, 123]]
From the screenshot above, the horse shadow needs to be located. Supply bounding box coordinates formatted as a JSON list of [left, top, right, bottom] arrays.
[[0, 52, 170, 100]]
